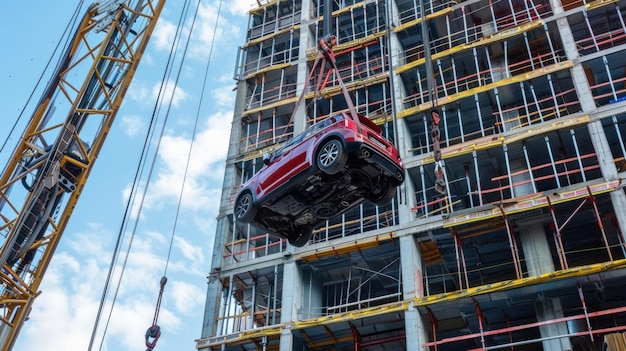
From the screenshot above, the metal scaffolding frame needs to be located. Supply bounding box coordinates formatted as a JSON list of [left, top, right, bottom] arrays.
[[198, 0, 626, 350]]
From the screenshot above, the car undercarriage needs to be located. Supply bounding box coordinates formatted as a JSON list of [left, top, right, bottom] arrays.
[[251, 153, 399, 246]]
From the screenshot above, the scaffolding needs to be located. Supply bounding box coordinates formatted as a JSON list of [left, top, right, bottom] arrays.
[[198, 1, 626, 350]]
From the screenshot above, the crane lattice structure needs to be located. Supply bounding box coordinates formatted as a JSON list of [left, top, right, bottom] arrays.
[[0, 1, 165, 349]]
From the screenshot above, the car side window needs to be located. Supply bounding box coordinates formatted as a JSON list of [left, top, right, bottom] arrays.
[[275, 132, 304, 158], [274, 114, 344, 161], [306, 114, 341, 137], [300, 122, 322, 140]]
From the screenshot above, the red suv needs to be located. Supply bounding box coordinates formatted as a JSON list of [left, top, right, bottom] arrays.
[[234, 112, 404, 246]]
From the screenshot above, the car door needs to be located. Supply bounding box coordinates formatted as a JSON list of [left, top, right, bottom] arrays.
[[284, 121, 330, 177], [255, 133, 304, 199]]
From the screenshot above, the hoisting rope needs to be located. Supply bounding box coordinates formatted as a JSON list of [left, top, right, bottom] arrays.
[[88, 0, 194, 347], [145, 276, 167, 351], [137, 0, 206, 349], [140, 0, 224, 349], [87, 0, 223, 349]]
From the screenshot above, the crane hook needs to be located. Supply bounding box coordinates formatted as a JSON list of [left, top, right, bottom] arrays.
[[145, 325, 161, 351], [145, 276, 167, 351]]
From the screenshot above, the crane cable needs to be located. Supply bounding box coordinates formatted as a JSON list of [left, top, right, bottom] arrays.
[[84, 0, 205, 349], [143, 0, 201, 347], [145, 0, 223, 348], [83, 0, 224, 349]]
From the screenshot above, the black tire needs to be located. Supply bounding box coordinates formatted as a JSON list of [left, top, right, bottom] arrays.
[[317, 139, 347, 175], [234, 191, 257, 223], [369, 180, 397, 206], [288, 226, 313, 247]]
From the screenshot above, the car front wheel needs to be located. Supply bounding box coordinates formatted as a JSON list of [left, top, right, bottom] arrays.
[[317, 139, 347, 175], [234, 191, 257, 223], [288, 226, 313, 247], [368, 180, 398, 206]]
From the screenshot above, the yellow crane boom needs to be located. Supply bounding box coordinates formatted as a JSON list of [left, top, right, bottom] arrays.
[[0, 1, 165, 349]]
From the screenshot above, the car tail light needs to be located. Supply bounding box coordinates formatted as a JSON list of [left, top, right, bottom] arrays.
[[343, 118, 357, 129]]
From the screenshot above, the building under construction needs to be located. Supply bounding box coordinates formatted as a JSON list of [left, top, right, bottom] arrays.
[[196, 0, 626, 350]]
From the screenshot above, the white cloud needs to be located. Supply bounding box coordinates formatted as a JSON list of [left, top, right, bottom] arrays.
[[170, 280, 205, 315], [152, 2, 246, 61], [20, 286, 97, 350], [175, 236, 205, 265], [227, 0, 260, 16], [188, 2, 243, 59], [195, 110, 233, 169], [212, 85, 236, 107], [197, 2, 222, 44], [152, 79, 189, 108], [16, 221, 202, 351], [192, 188, 225, 235], [17, 232, 113, 350], [137, 110, 231, 214], [217, 72, 234, 83], [152, 18, 179, 52], [153, 1, 248, 54], [120, 115, 145, 137], [104, 295, 183, 350], [127, 80, 151, 103]]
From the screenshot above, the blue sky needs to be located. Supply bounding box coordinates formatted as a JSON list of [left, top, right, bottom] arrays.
[[0, 0, 257, 350]]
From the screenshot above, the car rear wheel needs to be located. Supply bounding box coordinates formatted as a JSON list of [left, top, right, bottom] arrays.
[[317, 139, 347, 175], [234, 191, 257, 223], [288, 226, 313, 247]]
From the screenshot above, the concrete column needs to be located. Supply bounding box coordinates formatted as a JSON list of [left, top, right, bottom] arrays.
[[293, 0, 313, 134], [399, 235, 428, 350], [219, 78, 247, 216], [280, 260, 303, 350], [519, 221, 554, 276], [551, 0, 626, 237], [510, 159, 534, 198], [201, 65, 250, 339], [201, 216, 232, 338], [536, 299, 572, 350], [519, 220, 572, 350], [385, 0, 416, 219], [398, 151, 417, 220], [276, 5, 312, 348], [393, 111, 416, 219], [301, 272, 323, 320]]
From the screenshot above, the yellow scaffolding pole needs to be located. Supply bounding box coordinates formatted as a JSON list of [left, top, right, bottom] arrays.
[[395, 21, 543, 75], [443, 179, 622, 227], [397, 60, 574, 119], [417, 114, 590, 165]]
